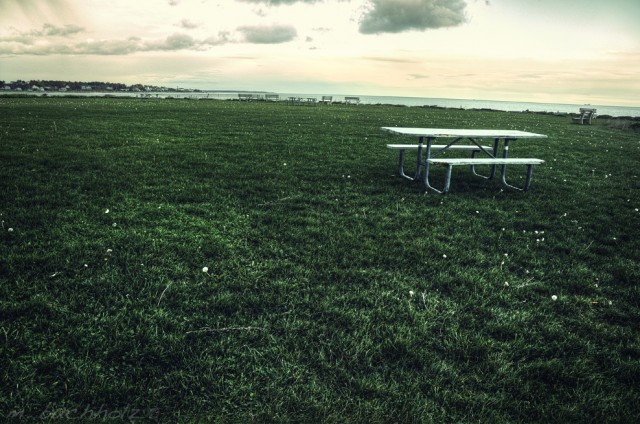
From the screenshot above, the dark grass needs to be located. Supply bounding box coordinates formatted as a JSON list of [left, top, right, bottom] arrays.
[[1, 97, 639, 422]]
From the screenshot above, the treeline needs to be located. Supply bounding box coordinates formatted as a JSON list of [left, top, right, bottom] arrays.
[[1, 80, 174, 92]]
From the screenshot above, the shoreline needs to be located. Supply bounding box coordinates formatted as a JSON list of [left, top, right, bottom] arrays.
[[2, 92, 640, 122]]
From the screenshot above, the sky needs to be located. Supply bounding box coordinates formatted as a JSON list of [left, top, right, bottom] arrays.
[[1, 0, 639, 106]]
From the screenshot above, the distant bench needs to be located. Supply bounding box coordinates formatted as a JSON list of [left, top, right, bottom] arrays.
[[238, 93, 253, 101], [572, 107, 597, 125], [344, 96, 360, 105], [265, 94, 279, 101], [288, 97, 317, 106]]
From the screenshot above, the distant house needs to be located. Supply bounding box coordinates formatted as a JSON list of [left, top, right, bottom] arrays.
[[2, 86, 11, 91], [81, 85, 92, 91]]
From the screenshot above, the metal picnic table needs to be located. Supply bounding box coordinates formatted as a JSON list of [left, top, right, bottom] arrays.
[[381, 127, 548, 193]]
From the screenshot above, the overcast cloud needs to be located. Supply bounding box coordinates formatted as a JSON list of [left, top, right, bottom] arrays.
[[359, 0, 468, 34], [237, 25, 298, 44], [239, 0, 322, 4]]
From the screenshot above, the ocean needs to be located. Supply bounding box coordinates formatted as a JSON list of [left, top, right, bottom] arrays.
[[24, 90, 640, 117]]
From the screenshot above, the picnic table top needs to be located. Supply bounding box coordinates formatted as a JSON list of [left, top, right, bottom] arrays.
[[381, 127, 547, 139]]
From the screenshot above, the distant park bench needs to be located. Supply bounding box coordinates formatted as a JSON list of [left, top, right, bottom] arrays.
[[265, 94, 279, 101], [344, 96, 360, 105], [572, 107, 597, 125], [238, 93, 253, 101], [288, 97, 317, 106], [320, 96, 333, 104]]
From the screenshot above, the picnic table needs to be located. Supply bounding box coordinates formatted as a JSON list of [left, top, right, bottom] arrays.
[[381, 127, 547, 194]]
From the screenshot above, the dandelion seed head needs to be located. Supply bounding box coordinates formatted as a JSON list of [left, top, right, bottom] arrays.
[[551, 295, 558, 301], [442, 254, 447, 259], [202, 267, 209, 273]]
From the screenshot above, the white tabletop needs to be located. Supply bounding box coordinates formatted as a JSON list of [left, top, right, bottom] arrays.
[[381, 127, 547, 139]]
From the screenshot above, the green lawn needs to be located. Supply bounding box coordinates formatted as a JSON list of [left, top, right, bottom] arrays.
[[1, 97, 639, 422]]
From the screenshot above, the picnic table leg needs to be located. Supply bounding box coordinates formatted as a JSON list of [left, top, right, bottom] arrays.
[[470, 138, 500, 180], [397, 136, 424, 181], [499, 139, 534, 191], [423, 137, 450, 194]]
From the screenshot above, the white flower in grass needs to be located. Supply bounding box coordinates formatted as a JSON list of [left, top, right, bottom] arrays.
[[551, 295, 558, 301], [409, 290, 415, 297], [504, 282, 509, 287], [7, 228, 13, 232], [105, 209, 110, 214], [112, 223, 117, 227], [442, 254, 447, 259], [202, 267, 209, 273]]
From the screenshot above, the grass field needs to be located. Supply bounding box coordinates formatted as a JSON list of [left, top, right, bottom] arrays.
[[1, 96, 639, 422]]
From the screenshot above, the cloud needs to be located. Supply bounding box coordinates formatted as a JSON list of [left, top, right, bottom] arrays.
[[237, 25, 297, 44], [39, 23, 84, 36], [359, 0, 468, 34], [0, 31, 232, 55], [178, 19, 200, 30], [0, 23, 85, 45], [238, 0, 322, 4]]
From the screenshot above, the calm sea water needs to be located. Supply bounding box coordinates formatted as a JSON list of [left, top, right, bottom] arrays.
[[31, 90, 640, 117], [196, 91, 640, 117]]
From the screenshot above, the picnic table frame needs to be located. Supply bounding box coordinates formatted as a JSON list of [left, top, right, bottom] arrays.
[[381, 127, 547, 193]]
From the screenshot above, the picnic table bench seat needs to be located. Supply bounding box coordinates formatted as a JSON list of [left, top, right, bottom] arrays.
[[428, 157, 544, 193], [387, 143, 492, 180]]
